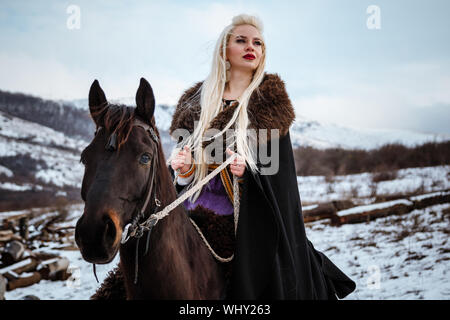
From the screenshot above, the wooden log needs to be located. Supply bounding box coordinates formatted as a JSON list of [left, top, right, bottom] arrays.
[[29, 251, 59, 262], [2, 240, 25, 266], [0, 258, 36, 276], [0, 230, 14, 242], [303, 203, 338, 224], [38, 257, 69, 280], [44, 257, 69, 274], [336, 191, 450, 225], [1, 212, 32, 224], [7, 272, 41, 291], [11, 258, 39, 275], [0, 233, 22, 243], [337, 199, 413, 224], [28, 211, 61, 230], [410, 190, 450, 210], [2, 271, 18, 281], [49, 269, 71, 281]]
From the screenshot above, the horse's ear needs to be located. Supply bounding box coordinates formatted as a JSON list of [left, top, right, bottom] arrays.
[[88, 79, 107, 126], [135, 77, 155, 123]]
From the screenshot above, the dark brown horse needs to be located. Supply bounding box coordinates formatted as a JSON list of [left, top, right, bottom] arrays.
[[75, 78, 226, 299]]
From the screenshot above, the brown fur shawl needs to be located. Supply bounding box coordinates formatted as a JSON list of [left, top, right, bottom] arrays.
[[169, 73, 296, 141]]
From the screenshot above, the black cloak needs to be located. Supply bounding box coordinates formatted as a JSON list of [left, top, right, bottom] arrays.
[[169, 73, 356, 299]]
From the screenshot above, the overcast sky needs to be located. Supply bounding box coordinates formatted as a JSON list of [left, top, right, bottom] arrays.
[[1, 0, 449, 134]]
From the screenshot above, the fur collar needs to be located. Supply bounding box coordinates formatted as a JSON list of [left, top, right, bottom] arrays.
[[169, 73, 295, 141]]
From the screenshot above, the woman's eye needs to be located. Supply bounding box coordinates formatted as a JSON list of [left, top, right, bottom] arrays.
[[254, 41, 262, 46], [236, 39, 245, 43], [140, 154, 151, 165]]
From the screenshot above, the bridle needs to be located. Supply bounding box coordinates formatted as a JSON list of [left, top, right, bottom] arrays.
[[94, 117, 162, 284], [91, 116, 240, 284], [119, 118, 161, 245]]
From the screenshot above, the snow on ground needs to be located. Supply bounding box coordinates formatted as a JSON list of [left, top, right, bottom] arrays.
[[5, 202, 449, 300], [3, 165, 450, 300], [4, 248, 119, 300], [305, 203, 450, 299], [298, 165, 450, 205], [3, 203, 119, 300]]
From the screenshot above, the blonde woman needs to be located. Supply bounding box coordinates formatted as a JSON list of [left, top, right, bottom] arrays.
[[93, 14, 355, 300], [168, 14, 355, 299]]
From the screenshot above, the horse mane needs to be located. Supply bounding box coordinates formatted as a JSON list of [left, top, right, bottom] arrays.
[[89, 101, 170, 204], [91, 102, 137, 151]]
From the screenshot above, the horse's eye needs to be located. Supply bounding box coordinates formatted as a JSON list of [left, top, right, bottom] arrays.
[[140, 153, 151, 165]]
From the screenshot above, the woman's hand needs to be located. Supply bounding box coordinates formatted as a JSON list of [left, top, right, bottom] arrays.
[[171, 146, 192, 174], [226, 148, 246, 178]]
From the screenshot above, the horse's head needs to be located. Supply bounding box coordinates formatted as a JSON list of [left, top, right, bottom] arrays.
[[75, 78, 160, 264]]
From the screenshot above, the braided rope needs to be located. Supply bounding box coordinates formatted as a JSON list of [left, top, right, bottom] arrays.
[[188, 218, 234, 263], [186, 167, 241, 263], [233, 175, 240, 235], [124, 153, 241, 263], [150, 154, 237, 222]]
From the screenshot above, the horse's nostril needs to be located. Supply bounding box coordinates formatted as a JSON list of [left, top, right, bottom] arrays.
[[104, 216, 117, 244]]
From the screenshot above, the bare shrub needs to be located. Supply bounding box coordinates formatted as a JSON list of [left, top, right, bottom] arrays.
[[293, 141, 450, 177], [372, 169, 398, 183]]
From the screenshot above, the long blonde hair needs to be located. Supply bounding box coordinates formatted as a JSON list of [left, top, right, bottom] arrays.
[[172, 14, 267, 202]]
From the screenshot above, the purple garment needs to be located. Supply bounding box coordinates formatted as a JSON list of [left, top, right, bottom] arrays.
[[184, 175, 234, 216]]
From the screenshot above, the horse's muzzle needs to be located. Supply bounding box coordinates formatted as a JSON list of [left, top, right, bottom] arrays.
[[75, 209, 122, 264]]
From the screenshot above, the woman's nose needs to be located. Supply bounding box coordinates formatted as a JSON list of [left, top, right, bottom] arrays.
[[245, 43, 255, 51]]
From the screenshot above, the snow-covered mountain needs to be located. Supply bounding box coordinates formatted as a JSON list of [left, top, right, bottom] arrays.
[[0, 96, 177, 209], [290, 114, 450, 150], [1, 91, 448, 211], [66, 98, 176, 157], [0, 110, 86, 209], [66, 97, 174, 132], [67, 97, 450, 151]]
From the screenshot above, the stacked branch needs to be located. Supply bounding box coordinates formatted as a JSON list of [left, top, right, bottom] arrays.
[[0, 208, 77, 299]]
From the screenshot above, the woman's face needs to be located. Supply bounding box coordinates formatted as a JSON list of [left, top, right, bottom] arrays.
[[226, 24, 264, 73]]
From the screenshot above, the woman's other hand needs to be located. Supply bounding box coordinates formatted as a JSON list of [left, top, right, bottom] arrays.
[[171, 146, 192, 174], [226, 148, 246, 178]]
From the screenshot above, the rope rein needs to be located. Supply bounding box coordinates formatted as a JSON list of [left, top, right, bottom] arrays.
[[121, 153, 240, 263], [116, 119, 242, 285], [92, 117, 241, 285], [152, 153, 237, 224], [187, 169, 240, 263], [120, 118, 241, 264]]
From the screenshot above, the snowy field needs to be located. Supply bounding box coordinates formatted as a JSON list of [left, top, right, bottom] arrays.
[[3, 165, 450, 300], [306, 203, 450, 299], [298, 165, 450, 206]]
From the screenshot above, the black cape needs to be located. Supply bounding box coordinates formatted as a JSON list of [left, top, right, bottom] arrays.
[[169, 73, 356, 299], [229, 131, 355, 299]]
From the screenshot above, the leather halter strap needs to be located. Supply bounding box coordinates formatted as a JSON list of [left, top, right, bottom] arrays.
[[132, 118, 160, 217], [95, 118, 160, 242]]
